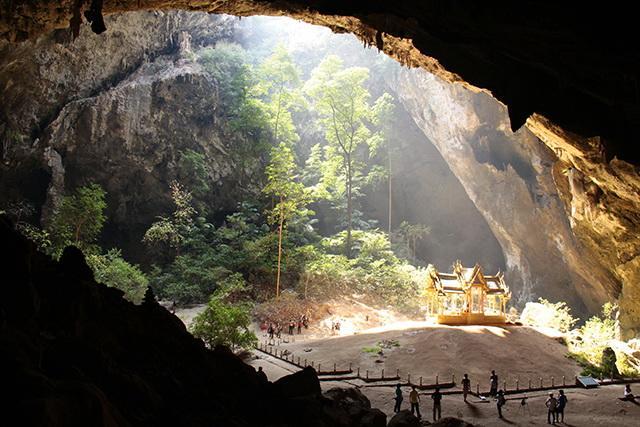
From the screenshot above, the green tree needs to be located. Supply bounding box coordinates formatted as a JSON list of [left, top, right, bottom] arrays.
[[263, 143, 313, 297], [305, 55, 391, 256], [143, 181, 196, 256], [87, 249, 149, 304], [47, 183, 107, 256], [190, 273, 257, 351], [254, 44, 302, 146], [369, 93, 396, 235]]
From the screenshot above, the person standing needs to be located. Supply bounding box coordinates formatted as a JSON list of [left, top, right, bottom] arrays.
[[462, 373, 471, 402], [557, 390, 567, 423], [545, 392, 558, 424], [496, 389, 506, 419], [489, 370, 499, 397], [409, 386, 421, 419], [432, 387, 442, 421], [256, 366, 268, 383], [393, 384, 403, 413]]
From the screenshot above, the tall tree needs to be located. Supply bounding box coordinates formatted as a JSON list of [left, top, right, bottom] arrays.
[[263, 143, 312, 297], [369, 93, 396, 235], [256, 45, 310, 297], [305, 55, 391, 256], [254, 43, 302, 146]]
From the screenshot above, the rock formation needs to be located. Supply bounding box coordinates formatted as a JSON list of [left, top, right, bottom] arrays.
[[393, 68, 640, 336], [1, 1, 638, 166], [2, 9, 640, 335], [1, 12, 262, 258], [0, 215, 387, 426]]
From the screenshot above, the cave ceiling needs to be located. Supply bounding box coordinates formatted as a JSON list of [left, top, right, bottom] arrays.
[[1, 0, 639, 165]]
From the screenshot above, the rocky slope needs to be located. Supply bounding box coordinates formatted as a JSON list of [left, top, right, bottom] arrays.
[[394, 69, 640, 336], [0, 216, 389, 426]]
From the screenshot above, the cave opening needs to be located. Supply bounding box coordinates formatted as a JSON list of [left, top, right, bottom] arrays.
[[1, 6, 640, 427]]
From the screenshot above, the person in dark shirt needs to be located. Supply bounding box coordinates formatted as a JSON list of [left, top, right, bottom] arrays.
[[556, 390, 567, 423], [489, 370, 499, 397], [256, 366, 268, 383], [431, 387, 443, 421], [496, 389, 506, 418], [462, 373, 471, 402], [393, 384, 403, 413]]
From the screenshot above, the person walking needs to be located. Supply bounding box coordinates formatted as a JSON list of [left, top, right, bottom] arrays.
[[409, 386, 421, 419], [489, 370, 499, 397], [393, 384, 403, 413], [496, 389, 506, 419], [545, 392, 558, 424], [462, 373, 471, 402], [556, 390, 567, 423], [432, 387, 443, 421]]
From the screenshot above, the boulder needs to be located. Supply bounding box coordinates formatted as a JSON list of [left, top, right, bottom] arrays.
[[388, 410, 421, 427]]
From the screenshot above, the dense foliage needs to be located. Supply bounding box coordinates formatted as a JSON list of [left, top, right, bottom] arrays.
[[190, 275, 257, 351]]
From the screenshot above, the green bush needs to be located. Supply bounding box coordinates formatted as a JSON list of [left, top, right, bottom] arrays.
[[190, 274, 257, 351], [87, 249, 149, 304]]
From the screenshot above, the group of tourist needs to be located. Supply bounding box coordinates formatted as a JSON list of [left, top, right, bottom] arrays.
[[392, 370, 578, 423], [265, 315, 309, 340], [392, 370, 637, 423]]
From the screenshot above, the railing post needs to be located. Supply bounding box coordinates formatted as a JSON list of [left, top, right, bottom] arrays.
[[452, 374, 456, 385], [436, 374, 439, 385], [551, 376, 555, 387], [382, 369, 385, 379], [562, 375, 566, 386], [503, 380, 507, 391], [357, 367, 360, 377], [476, 384, 480, 395], [318, 363, 321, 373], [408, 374, 411, 384], [349, 363, 352, 372], [366, 370, 369, 379], [516, 379, 519, 391], [333, 363, 336, 373], [304, 358, 307, 367], [419, 376, 423, 386], [528, 378, 532, 389], [540, 377, 543, 388], [297, 356, 300, 365]]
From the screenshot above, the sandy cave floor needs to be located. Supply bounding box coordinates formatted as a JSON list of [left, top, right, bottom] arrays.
[[251, 350, 640, 427], [173, 303, 640, 425]]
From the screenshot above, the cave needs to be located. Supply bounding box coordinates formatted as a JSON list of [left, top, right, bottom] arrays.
[[1, 2, 639, 426]]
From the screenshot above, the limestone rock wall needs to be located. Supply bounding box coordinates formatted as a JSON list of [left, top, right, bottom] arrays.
[[1, 12, 262, 259], [394, 68, 640, 336]]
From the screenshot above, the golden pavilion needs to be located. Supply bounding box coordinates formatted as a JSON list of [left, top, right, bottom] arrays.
[[423, 261, 511, 325]]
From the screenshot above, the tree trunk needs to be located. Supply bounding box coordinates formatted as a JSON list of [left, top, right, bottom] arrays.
[[345, 156, 353, 258], [275, 196, 285, 298], [388, 149, 392, 236]]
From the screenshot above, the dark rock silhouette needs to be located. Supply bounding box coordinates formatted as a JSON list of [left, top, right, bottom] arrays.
[[387, 410, 421, 427], [0, 215, 384, 426]]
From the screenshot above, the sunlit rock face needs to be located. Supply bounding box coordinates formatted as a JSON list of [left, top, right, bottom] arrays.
[[394, 69, 640, 336], [1, 1, 638, 165], [526, 116, 640, 340]]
